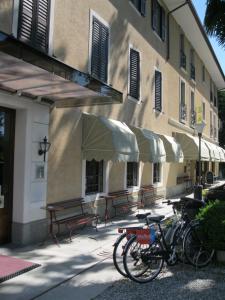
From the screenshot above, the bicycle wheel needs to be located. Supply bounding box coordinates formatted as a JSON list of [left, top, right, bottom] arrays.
[[113, 233, 128, 277], [183, 222, 215, 267], [123, 235, 164, 283]]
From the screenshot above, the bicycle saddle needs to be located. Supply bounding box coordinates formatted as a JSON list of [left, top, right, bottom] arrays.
[[147, 215, 165, 223], [136, 212, 151, 220]]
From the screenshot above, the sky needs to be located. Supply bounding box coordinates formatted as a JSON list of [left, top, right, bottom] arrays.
[[193, 0, 225, 74]]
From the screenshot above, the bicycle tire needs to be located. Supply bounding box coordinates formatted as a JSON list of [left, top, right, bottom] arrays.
[[113, 233, 128, 277], [183, 222, 215, 268], [123, 235, 164, 283]]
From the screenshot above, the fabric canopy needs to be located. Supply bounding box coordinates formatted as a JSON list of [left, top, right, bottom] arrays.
[[174, 133, 210, 161], [217, 146, 225, 162], [204, 141, 220, 162], [159, 135, 184, 163], [130, 126, 166, 163], [82, 113, 139, 162]]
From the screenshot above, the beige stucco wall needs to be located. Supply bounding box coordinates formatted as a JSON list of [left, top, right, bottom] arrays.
[[0, 0, 13, 34]]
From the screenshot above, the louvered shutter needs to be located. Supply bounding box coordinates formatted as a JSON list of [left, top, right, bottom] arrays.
[[152, 0, 157, 30], [161, 8, 165, 41], [140, 0, 146, 16], [18, 0, 50, 52], [36, 0, 50, 52], [18, 0, 34, 44], [129, 49, 140, 100], [91, 17, 109, 83], [155, 70, 162, 112]]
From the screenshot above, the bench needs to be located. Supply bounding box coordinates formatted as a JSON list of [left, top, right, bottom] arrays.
[[46, 198, 99, 243], [104, 189, 140, 221], [140, 185, 164, 206]]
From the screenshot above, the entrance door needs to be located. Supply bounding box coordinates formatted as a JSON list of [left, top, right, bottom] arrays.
[[0, 107, 15, 244]]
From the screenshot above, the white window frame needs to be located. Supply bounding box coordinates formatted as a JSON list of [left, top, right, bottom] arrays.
[[153, 66, 163, 114], [128, 44, 142, 104], [12, 0, 55, 56], [88, 10, 110, 85], [82, 159, 109, 202], [124, 162, 141, 192], [152, 163, 163, 187]]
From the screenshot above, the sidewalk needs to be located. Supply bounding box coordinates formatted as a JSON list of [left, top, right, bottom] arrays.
[[0, 200, 174, 300]]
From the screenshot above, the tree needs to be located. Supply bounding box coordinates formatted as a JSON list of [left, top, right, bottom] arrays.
[[204, 0, 225, 47]]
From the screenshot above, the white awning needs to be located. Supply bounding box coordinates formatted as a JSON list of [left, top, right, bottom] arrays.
[[159, 135, 184, 163], [217, 146, 225, 162], [130, 126, 166, 163], [204, 141, 220, 162], [174, 133, 210, 161], [82, 113, 139, 162]]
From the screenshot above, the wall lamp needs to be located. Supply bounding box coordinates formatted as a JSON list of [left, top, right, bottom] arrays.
[[38, 136, 51, 162]]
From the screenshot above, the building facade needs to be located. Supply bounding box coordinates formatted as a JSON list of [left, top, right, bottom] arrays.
[[0, 0, 224, 245]]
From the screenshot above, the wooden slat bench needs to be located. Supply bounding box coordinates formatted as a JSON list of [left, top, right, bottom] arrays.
[[140, 185, 164, 206], [104, 189, 140, 222], [46, 198, 99, 243]]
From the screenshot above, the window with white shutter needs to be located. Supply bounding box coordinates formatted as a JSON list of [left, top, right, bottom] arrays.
[[18, 0, 50, 52], [91, 16, 109, 83], [155, 70, 162, 112], [129, 48, 140, 100]]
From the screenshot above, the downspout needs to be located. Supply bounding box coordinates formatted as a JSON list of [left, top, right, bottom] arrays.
[[167, 1, 190, 61]]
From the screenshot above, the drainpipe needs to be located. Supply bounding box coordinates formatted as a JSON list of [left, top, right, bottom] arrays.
[[167, 1, 190, 61]]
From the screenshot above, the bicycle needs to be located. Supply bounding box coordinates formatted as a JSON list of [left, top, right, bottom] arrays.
[[113, 212, 151, 277]]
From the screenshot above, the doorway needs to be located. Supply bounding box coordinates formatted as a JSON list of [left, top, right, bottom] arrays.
[[0, 107, 15, 244]]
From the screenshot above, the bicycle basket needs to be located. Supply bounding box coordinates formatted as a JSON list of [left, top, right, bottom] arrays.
[[136, 227, 156, 245]]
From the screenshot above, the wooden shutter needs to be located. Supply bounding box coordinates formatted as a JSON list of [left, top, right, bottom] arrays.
[[155, 70, 162, 111], [140, 0, 146, 16], [36, 0, 50, 52], [18, 0, 34, 44], [161, 7, 165, 41], [129, 49, 140, 100], [152, 0, 157, 30], [18, 0, 50, 52], [91, 17, 109, 83]]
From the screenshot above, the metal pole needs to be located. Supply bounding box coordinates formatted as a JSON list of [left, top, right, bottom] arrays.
[[198, 132, 201, 185]]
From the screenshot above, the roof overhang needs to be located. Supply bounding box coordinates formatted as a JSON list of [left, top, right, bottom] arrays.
[[0, 32, 123, 107], [164, 0, 225, 89]]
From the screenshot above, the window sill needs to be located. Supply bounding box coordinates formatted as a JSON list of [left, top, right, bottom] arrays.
[[179, 119, 186, 125], [153, 108, 164, 115], [127, 186, 140, 193], [190, 78, 196, 85], [180, 67, 187, 74], [129, 1, 144, 17], [153, 182, 163, 188], [153, 30, 165, 42], [128, 95, 142, 104], [85, 192, 107, 202]]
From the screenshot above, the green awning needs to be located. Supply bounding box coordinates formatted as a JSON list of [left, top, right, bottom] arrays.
[[174, 133, 210, 161], [130, 126, 166, 163], [82, 113, 139, 162], [159, 135, 184, 163]]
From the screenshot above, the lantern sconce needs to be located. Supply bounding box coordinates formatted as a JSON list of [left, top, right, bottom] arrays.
[[38, 136, 51, 162]]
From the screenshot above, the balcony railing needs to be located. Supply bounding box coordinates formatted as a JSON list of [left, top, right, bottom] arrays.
[[190, 110, 196, 127], [190, 64, 195, 81], [180, 51, 186, 69], [210, 125, 214, 138], [180, 104, 187, 123]]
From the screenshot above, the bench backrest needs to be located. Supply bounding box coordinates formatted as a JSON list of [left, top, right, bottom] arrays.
[[108, 190, 130, 197], [47, 198, 85, 217]]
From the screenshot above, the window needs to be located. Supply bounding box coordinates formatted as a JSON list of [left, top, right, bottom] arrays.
[[210, 111, 213, 138], [202, 102, 206, 121], [214, 85, 217, 107], [129, 48, 140, 100], [180, 80, 186, 122], [130, 0, 146, 16], [190, 49, 195, 81], [127, 162, 138, 187], [214, 114, 217, 140], [180, 34, 186, 69], [86, 160, 103, 194], [153, 163, 161, 183], [18, 0, 50, 52], [152, 0, 165, 41], [155, 70, 162, 112], [210, 79, 213, 102], [190, 91, 195, 127], [202, 65, 205, 82], [91, 16, 109, 83]]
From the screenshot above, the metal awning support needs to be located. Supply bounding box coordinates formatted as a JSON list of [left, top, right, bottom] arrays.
[[0, 31, 122, 107]]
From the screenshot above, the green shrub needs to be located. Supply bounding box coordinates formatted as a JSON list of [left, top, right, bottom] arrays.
[[197, 200, 225, 250]]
